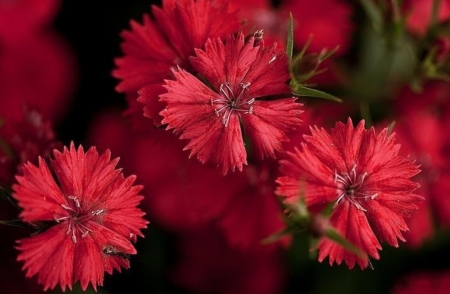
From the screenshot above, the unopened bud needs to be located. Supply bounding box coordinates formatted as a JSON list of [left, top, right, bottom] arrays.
[[291, 53, 321, 83]]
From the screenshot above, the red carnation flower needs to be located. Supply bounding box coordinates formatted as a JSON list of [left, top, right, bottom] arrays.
[[276, 118, 422, 269], [160, 31, 303, 174], [113, 0, 240, 127], [13, 143, 148, 291]]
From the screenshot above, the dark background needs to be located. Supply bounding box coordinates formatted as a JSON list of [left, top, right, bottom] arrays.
[[54, 0, 161, 144]]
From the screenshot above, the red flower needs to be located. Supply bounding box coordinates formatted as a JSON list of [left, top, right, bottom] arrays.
[[0, 109, 62, 187], [13, 143, 148, 291], [113, 0, 240, 127], [391, 83, 450, 247], [404, 0, 450, 36], [160, 32, 302, 174], [0, 0, 60, 42], [0, 33, 77, 124], [391, 270, 450, 294], [281, 0, 354, 56], [276, 118, 422, 269], [170, 226, 287, 294]]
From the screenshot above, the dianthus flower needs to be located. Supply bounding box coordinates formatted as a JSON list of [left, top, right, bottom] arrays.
[[13, 143, 148, 291], [276, 118, 422, 269], [113, 0, 240, 127], [160, 31, 303, 174]]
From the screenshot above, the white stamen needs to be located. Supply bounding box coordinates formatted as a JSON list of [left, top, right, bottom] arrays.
[[269, 55, 277, 64], [333, 165, 376, 212], [211, 82, 256, 127]]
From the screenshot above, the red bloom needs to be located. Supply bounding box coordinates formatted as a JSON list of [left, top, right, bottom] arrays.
[[391, 83, 450, 247], [391, 270, 450, 294], [276, 118, 422, 269], [13, 143, 148, 291], [404, 0, 450, 36], [160, 32, 302, 174], [0, 33, 77, 124], [113, 0, 240, 127], [228, 0, 288, 47], [0, 0, 60, 42], [0, 109, 62, 187], [281, 0, 354, 56], [170, 226, 287, 294]]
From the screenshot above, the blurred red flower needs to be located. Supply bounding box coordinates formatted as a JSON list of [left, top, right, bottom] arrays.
[[0, 109, 61, 187], [0, 0, 60, 42], [404, 0, 450, 36], [391, 270, 450, 294], [170, 226, 287, 294], [276, 118, 422, 269], [0, 33, 77, 124], [392, 82, 450, 247], [282, 0, 354, 56], [13, 143, 148, 291]]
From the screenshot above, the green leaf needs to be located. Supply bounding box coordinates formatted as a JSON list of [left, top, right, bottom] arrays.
[[261, 227, 293, 245], [286, 13, 294, 65], [291, 83, 342, 102], [293, 34, 313, 66], [319, 46, 340, 62]]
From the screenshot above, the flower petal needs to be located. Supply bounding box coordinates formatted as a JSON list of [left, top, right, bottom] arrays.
[[13, 157, 67, 222], [17, 224, 75, 291], [242, 99, 302, 159]]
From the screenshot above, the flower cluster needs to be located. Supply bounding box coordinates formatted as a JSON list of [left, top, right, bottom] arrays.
[[2, 0, 450, 293]]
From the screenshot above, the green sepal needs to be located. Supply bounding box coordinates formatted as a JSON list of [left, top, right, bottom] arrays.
[[286, 13, 294, 65], [261, 227, 297, 245], [291, 83, 342, 102]]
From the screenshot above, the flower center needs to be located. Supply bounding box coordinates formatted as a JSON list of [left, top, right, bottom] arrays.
[[333, 164, 378, 212], [55, 196, 104, 243], [211, 82, 255, 127]]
